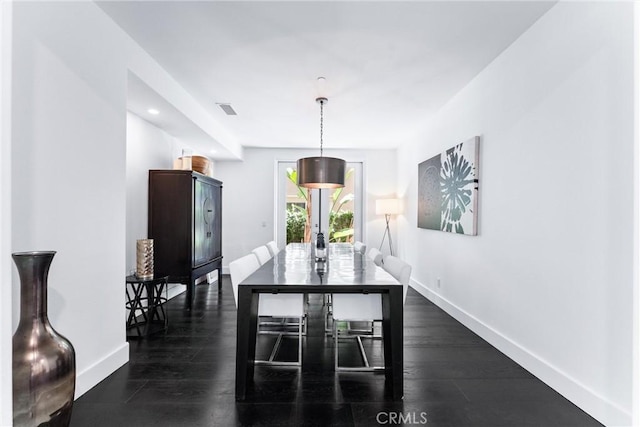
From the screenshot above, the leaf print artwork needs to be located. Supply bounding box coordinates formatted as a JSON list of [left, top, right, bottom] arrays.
[[440, 143, 476, 234], [417, 137, 479, 235]]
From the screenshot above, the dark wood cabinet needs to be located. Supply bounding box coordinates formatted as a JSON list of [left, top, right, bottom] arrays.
[[148, 170, 223, 308]]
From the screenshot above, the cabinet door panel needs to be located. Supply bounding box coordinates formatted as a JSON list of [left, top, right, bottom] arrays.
[[193, 178, 215, 267], [211, 182, 222, 259]]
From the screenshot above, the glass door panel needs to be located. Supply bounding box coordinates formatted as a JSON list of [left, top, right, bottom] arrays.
[[277, 162, 363, 248]]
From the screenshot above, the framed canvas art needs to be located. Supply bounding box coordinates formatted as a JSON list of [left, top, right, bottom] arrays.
[[418, 136, 479, 235]]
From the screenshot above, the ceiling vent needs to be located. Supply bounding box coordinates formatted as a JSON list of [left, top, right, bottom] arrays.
[[217, 103, 237, 116]]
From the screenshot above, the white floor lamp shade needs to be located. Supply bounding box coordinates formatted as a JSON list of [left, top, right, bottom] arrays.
[[375, 199, 400, 216]]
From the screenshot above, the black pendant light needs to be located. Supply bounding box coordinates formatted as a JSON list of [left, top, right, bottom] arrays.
[[297, 95, 346, 189]]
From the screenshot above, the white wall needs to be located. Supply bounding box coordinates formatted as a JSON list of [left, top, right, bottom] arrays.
[[126, 112, 174, 271], [634, 4, 640, 425], [0, 0, 12, 423], [11, 2, 130, 397], [214, 147, 397, 271], [125, 111, 191, 298], [397, 3, 634, 426], [6, 1, 225, 400]]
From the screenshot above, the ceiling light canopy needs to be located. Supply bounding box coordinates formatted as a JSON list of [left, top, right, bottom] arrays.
[[297, 94, 346, 189]]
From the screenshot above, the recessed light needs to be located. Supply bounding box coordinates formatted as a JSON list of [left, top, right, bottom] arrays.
[[148, 108, 159, 115], [210, 149, 217, 154]]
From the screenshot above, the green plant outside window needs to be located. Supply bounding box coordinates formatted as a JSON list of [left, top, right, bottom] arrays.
[[286, 167, 354, 244]]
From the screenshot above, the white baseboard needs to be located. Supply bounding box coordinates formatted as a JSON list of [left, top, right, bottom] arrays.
[[410, 279, 632, 427], [75, 342, 129, 398], [167, 282, 186, 300], [75, 274, 220, 400], [166, 272, 219, 300]]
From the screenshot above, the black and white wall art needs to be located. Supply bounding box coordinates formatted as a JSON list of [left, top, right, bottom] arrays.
[[418, 136, 479, 235]]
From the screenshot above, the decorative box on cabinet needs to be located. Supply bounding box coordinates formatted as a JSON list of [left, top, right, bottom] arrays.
[[148, 170, 223, 309]]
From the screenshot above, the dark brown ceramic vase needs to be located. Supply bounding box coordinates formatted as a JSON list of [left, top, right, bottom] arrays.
[[12, 251, 75, 427]]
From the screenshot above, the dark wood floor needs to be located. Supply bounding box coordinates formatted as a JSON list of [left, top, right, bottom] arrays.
[[71, 276, 602, 427]]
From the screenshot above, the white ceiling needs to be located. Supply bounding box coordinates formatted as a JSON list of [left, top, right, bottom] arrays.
[[99, 1, 555, 159]]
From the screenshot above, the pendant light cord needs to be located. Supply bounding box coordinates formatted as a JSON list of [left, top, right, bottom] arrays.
[[319, 99, 324, 157], [318, 100, 323, 234]]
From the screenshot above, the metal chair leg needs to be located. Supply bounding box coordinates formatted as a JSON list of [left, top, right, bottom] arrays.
[[334, 320, 385, 372], [255, 315, 303, 367]]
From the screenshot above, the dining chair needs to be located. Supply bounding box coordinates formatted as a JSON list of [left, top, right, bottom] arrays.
[[251, 245, 272, 266], [323, 245, 381, 335], [325, 245, 380, 329], [332, 255, 411, 371], [229, 253, 304, 366], [229, 253, 260, 307], [366, 247, 383, 266], [253, 243, 308, 327], [382, 255, 412, 303], [353, 241, 367, 255], [266, 240, 280, 257]]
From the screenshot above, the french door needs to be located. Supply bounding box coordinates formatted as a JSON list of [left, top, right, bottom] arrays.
[[276, 161, 363, 249]]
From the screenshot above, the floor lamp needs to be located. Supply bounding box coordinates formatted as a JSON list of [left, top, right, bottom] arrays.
[[376, 198, 400, 256]]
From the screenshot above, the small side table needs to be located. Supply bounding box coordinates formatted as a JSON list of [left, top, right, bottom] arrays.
[[125, 275, 169, 338]]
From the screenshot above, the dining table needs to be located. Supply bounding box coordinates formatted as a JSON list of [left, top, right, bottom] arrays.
[[235, 242, 404, 401]]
